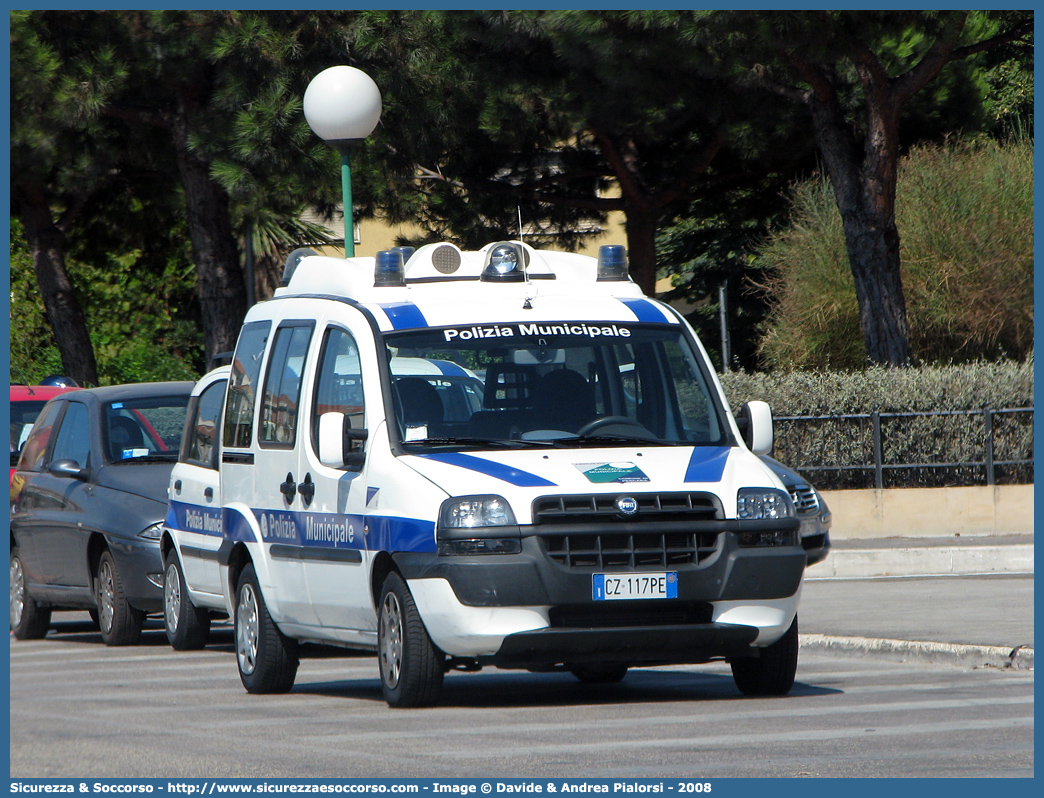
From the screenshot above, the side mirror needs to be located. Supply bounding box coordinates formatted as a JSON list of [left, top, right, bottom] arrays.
[[48, 459, 90, 481], [318, 412, 368, 470], [738, 401, 774, 456]]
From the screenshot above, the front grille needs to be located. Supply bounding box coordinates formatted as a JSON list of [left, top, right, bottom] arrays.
[[532, 492, 724, 571], [549, 601, 713, 629], [533, 492, 723, 525], [540, 531, 720, 569], [789, 486, 820, 514]]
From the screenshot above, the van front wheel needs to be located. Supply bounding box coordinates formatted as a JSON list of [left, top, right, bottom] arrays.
[[377, 572, 444, 708], [234, 564, 298, 693], [731, 615, 799, 697]]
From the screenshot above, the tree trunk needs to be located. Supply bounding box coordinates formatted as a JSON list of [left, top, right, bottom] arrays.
[[803, 74, 913, 367], [14, 184, 100, 386], [624, 210, 659, 296], [841, 209, 913, 366], [170, 100, 247, 365]]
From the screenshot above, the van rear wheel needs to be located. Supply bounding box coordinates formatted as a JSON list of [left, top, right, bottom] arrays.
[[731, 615, 799, 697], [163, 550, 210, 650], [378, 572, 443, 708], [234, 564, 298, 693]]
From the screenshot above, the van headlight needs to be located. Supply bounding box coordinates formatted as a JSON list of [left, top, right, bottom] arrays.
[[736, 488, 796, 547], [440, 495, 516, 528], [437, 495, 521, 555], [736, 488, 794, 521]]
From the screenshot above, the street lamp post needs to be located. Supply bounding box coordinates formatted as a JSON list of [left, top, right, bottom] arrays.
[[303, 66, 383, 258]]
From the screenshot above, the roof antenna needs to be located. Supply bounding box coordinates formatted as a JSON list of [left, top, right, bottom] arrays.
[[518, 205, 533, 309]]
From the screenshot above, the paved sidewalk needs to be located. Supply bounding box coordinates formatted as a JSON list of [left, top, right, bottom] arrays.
[[808, 533, 1033, 579]]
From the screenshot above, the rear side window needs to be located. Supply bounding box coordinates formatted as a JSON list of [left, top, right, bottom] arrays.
[[182, 380, 227, 468], [223, 322, 271, 449], [14, 400, 59, 471], [50, 402, 91, 470], [259, 323, 314, 447]]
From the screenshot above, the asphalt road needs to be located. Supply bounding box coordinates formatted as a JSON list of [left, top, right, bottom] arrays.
[[799, 573, 1034, 647], [8, 576, 1034, 779]]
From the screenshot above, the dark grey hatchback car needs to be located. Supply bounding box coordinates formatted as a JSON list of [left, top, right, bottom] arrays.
[[10, 381, 192, 645]]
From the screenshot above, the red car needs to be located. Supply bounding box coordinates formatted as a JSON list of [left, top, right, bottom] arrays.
[[10, 380, 81, 482]]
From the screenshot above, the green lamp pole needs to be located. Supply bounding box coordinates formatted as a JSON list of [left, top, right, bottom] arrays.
[[340, 150, 354, 256], [303, 66, 383, 258]]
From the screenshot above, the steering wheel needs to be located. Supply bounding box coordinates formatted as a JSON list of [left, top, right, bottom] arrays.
[[576, 416, 651, 438]]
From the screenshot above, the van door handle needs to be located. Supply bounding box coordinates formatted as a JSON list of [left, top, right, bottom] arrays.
[[174, 480, 182, 494], [279, 473, 297, 504], [204, 487, 214, 501], [298, 473, 314, 507]]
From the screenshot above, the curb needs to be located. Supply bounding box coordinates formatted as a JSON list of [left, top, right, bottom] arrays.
[[800, 634, 1034, 670], [808, 543, 1034, 579]]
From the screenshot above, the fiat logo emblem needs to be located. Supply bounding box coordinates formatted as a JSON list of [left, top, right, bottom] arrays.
[[615, 496, 639, 516]]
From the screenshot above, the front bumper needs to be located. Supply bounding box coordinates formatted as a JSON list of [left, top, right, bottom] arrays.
[[399, 523, 805, 665], [106, 534, 165, 613]]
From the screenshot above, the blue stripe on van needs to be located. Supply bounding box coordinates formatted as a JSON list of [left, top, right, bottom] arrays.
[[365, 515, 436, 553], [222, 507, 259, 543], [420, 452, 557, 487], [166, 500, 223, 537], [234, 508, 435, 554], [684, 447, 731, 483], [379, 302, 429, 330], [619, 298, 669, 323]]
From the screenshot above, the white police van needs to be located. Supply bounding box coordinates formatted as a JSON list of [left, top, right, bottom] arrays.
[[172, 241, 806, 707], [162, 365, 230, 649]]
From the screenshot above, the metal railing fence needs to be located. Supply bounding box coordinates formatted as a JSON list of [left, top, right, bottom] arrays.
[[772, 406, 1034, 490]]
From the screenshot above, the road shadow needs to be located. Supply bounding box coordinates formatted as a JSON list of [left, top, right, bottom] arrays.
[[292, 666, 840, 708]]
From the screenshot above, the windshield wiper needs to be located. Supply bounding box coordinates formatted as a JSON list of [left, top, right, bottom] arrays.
[[551, 434, 679, 448], [404, 436, 547, 449]]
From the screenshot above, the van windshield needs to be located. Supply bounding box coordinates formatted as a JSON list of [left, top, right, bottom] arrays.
[[384, 322, 730, 450]]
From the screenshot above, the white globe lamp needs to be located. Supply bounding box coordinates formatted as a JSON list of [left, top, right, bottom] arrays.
[[303, 66, 383, 257]]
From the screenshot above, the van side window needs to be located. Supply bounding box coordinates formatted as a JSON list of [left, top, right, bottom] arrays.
[[182, 380, 227, 468], [259, 324, 313, 447], [223, 321, 271, 449], [311, 327, 365, 455]]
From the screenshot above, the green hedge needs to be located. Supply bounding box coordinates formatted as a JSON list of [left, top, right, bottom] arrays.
[[719, 359, 1034, 489]]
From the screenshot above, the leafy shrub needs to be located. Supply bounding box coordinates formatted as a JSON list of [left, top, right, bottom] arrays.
[[721, 359, 1034, 488], [756, 136, 1033, 369]]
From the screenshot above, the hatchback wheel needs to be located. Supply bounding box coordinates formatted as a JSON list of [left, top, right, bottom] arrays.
[[95, 550, 144, 646], [10, 548, 50, 640]]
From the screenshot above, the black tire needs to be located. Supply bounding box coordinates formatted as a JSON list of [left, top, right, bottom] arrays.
[[163, 549, 211, 650], [731, 615, 799, 697], [377, 572, 444, 708], [10, 548, 51, 639], [95, 550, 144, 646], [234, 564, 298, 694], [570, 664, 629, 684]]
